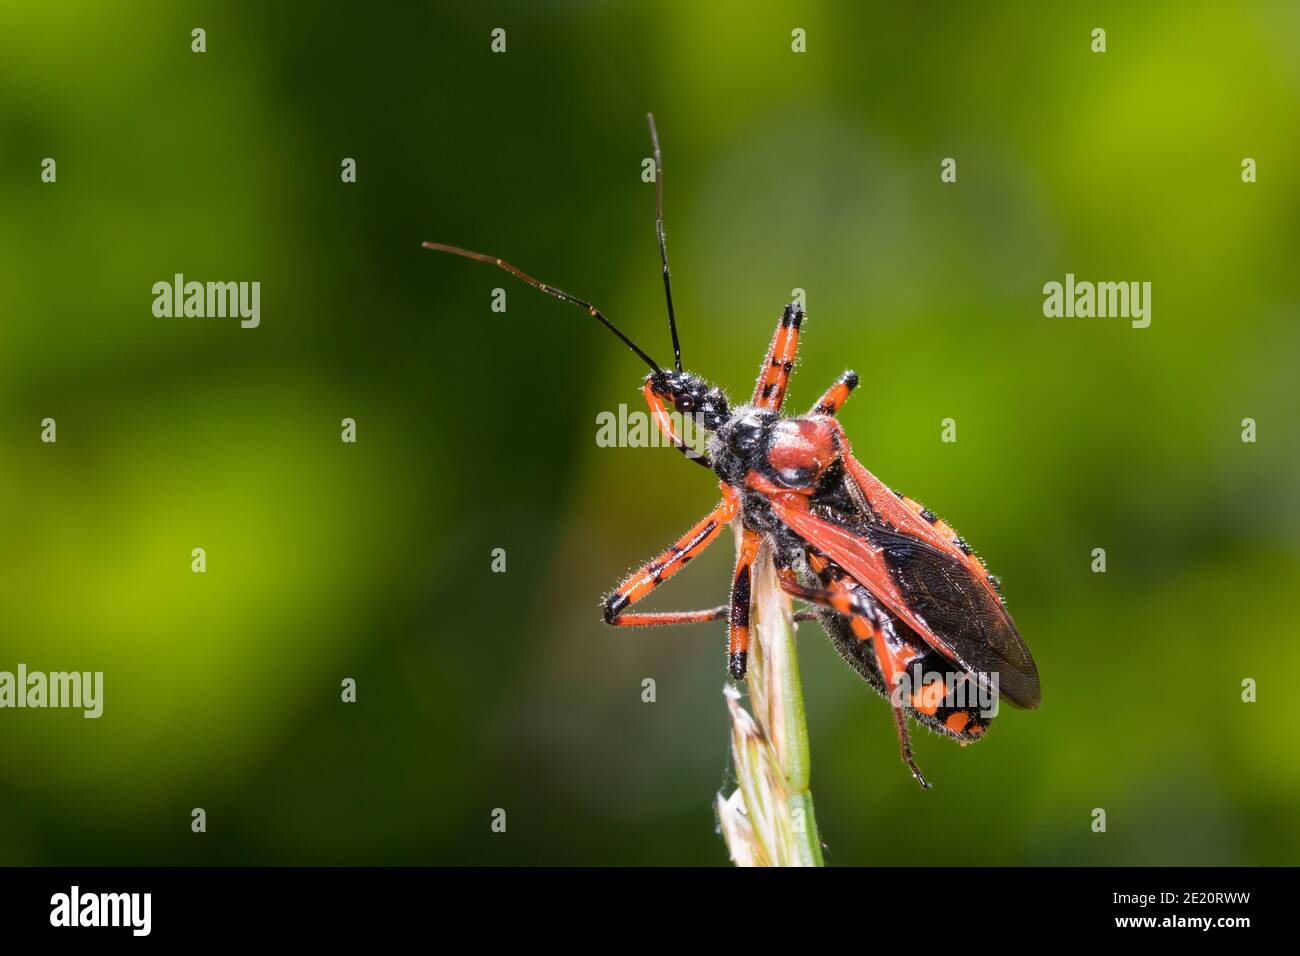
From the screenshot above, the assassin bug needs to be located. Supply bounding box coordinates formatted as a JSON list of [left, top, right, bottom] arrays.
[[424, 115, 1040, 788]]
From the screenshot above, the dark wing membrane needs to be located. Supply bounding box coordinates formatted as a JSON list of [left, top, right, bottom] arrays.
[[769, 494, 1041, 710], [867, 525, 1041, 709]]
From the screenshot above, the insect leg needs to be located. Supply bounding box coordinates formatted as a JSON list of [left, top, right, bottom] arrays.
[[611, 600, 816, 630], [751, 303, 804, 412], [797, 552, 933, 790], [727, 528, 762, 680], [768, 555, 818, 624], [775, 567, 874, 617], [607, 606, 727, 627], [809, 370, 859, 417], [887, 698, 931, 790], [614, 602, 818, 628], [777, 559, 917, 671], [603, 493, 738, 624]]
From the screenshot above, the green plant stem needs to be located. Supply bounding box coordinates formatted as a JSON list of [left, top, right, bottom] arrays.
[[772, 625, 824, 867], [720, 531, 824, 867]]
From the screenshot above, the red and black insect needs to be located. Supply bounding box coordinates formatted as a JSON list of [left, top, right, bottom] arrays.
[[424, 115, 1040, 788]]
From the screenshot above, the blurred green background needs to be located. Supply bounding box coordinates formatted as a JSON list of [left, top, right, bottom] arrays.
[[1, 1, 1297, 866]]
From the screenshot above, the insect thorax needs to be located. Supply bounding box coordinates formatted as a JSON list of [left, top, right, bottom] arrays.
[[709, 405, 776, 486]]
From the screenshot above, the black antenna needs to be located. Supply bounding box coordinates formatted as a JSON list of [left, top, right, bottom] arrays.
[[421, 242, 662, 374], [646, 113, 682, 372]]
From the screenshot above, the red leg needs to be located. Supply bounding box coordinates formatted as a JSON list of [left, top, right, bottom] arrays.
[[608, 606, 727, 628], [776, 566, 873, 618], [603, 490, 738, 623], [751, 304, 804, 412], [793, 553, 933, 789], [809, 370, 858, 417]]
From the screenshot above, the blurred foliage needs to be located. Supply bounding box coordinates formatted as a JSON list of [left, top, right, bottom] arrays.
[[0, 1, 1297, 865]]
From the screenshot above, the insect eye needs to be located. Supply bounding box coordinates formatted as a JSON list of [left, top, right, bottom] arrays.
[[676, 393, 696, 412]]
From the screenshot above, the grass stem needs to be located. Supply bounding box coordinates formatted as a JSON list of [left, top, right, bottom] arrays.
[[718, 535, 824, 867]]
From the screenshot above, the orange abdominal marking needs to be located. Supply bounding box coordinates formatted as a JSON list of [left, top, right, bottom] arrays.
[[945, 711, 971, 734]]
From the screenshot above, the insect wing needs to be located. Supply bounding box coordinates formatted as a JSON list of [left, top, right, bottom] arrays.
[[831, 428, 1005, 599], [770, 495, 1041, 709], [869, 525, 1040, 709]]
